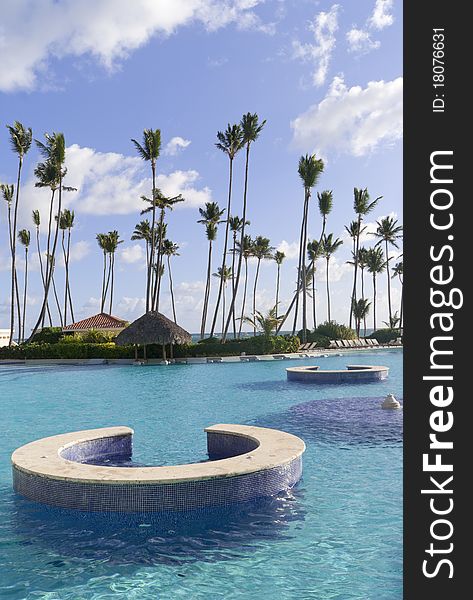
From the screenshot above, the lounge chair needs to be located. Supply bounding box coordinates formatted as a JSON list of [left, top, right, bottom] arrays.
[[335, 340, 344, 349], [328, 340, 338, 349], [307, 342, 317, 351], [207, 357, 223, 363], [371, 339, 380, 346], [346, 340, 356, 348]]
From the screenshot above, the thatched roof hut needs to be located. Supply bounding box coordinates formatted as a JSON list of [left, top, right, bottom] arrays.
[[115, 312, 191, 360]]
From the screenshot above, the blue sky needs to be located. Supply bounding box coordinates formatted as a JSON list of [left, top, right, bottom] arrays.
[[0, 0, 402, 334]]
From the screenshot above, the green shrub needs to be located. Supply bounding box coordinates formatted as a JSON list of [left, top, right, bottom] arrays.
[[315, 321, 356, 340], [80, 329, 117, 343], [368, 328, 400, 344], [197, 336, 222, 344], [31, 327, 64, 344]]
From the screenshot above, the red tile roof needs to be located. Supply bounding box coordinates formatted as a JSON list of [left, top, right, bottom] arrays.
[[63, 313, 128, 331]]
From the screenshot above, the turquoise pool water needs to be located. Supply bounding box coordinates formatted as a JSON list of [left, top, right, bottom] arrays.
[[0, 350, 403, 599]]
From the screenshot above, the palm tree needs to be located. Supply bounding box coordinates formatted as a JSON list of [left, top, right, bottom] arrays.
[[242, 305, 284, 338], [273, 251, 285, 317], [372, 216, 403, 324], [105, 230, 123, 314], [213, 266, 233, 336], [392, 260, 404, 330], [46, 253, 63, 326], [365, 246, 386, 331], [349, 188, 382, 327], [162, 239, 180, 323], [209, 123, 244, 338], [198, 202, 225, 338], [17, 229, 30, 342], [32, 210, 52, 326], [131, 129, 161, 312], [237, 234, 254, 337], [141, 190, 184, 310], [96, 233, 109, 312], [6, 121, 32, 345], [307, 240, 321, 329], [222, 113, 265, 342], [317, 190, 333, 241], [228, 215, 250, 338], [131, 220, 152, 272], [292, 154, 324, 341], [321, 233, 343, 322], [29, 133, 74, 341], [58, 209, 75, 325], [251, 236, 274, 336], [352, 298, 371, 337]]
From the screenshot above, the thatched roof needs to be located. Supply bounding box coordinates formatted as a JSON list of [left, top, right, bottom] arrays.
[[115, 311, 192, 346]]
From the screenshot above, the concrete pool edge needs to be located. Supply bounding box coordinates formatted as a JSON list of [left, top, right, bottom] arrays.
[[286, 364, 389, 383], [11, 425, 306, 512]]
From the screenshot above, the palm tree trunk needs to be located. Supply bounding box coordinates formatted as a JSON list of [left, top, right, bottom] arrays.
[[154, 208, 165, 311], [372, 274, 377, 331], [301, 190, 310, 342], [146, 161, 157, 312], [28, 177, 63, 340], [109, 252, 115, 314], [200, 241, 213, 338], [399, 276, 403, 330], [22, 249, 28, 342], [210, 157, 233, 337], [61, 230, 68, 325], [276, 264, 281, 316], [42, 189, 56, 328], [36, 228, 52, 326], [252, 258, 261, 336], [292, 195, 308, 336], [222, 282, 226, 336], [223, 143, 250, 342], [9, 158, 23, 345], [349, 216, 361, 328], [100, 251, 107, 312], [326, 258, 331, 322], [361, 268, 366, 336], [238, 258, 249, 337], [312, 268, 317, 329], [385, 240, 392, 323], [103, 253, 112, 312], [231, 233, 237, 338], [168, 256, 177, 323], [66, 228, 74, 323], [51, 270, 63, 325]]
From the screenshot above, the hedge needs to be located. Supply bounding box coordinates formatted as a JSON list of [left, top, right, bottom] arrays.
[[367, 328, 401, 344], [0, 335, 300, 360]]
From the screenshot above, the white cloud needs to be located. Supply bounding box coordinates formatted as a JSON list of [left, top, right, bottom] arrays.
[[292, 4, 339, 87], [291, 76, 403, 158], [317, 255, 351, 283], [18, 145, 212, 220], [68, 240, 91, 263], [119, 244, 145, 265], [0, 0, 268, 92], [164, 136, 191, 156], [369, 0, 394, 30], [276, 240, 299, 260], [346, 28, 380, 54]]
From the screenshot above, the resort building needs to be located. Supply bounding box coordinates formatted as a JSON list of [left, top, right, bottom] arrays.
[[62, 313, 128, 337], [0, 329, 11, 347]]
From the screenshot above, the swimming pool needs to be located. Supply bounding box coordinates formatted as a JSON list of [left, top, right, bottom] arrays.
[[0, 350, 402, 599]]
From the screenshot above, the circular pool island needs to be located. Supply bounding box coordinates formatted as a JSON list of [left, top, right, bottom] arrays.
[[11, 424, 305, 513], [286, 364, 389, 384]]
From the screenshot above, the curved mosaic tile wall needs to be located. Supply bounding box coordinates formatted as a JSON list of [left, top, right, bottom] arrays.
[[11, 425, 305, 513]]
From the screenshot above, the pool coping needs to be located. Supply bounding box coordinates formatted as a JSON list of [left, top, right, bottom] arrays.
[[11, 424, 306, 485]]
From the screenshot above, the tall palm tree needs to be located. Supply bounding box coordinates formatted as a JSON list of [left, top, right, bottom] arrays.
[[131, 129, 161, 312], [6, 121, 32, 345], [29, 133, 73, 341], [46, 253, 63, 326], [162, 239, 180, 323], [392, 260, 404, 330], [222, 113, 265, 342], [292, 154, 324, 341], [237, 234, 254, 337], [251, 236, 274, 336], [198, 201, 225, 338], [210, 123, 244, 338], [228, 215, 250, 338], [141, 190, 183, 310], [131, 220, 151, 272], [317, 190, 333, 241], [58, 209, 75, 325], [372, 216, 403, 324], [213, 266, 233, 336], [358, 247, 369, 335], [307, 240, 321, 329], [321, 233, 343, 322], [96, 233, 109, 312], [349, 188, 382, 327], [273, 251, 285, 317], [366, 246, 386, 331], [17, 229, 30, 342], [31, 210, 52, 326], [352, 298, 371, 337], [105, 230, 123, 315], [1, 184, 14, 251]]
